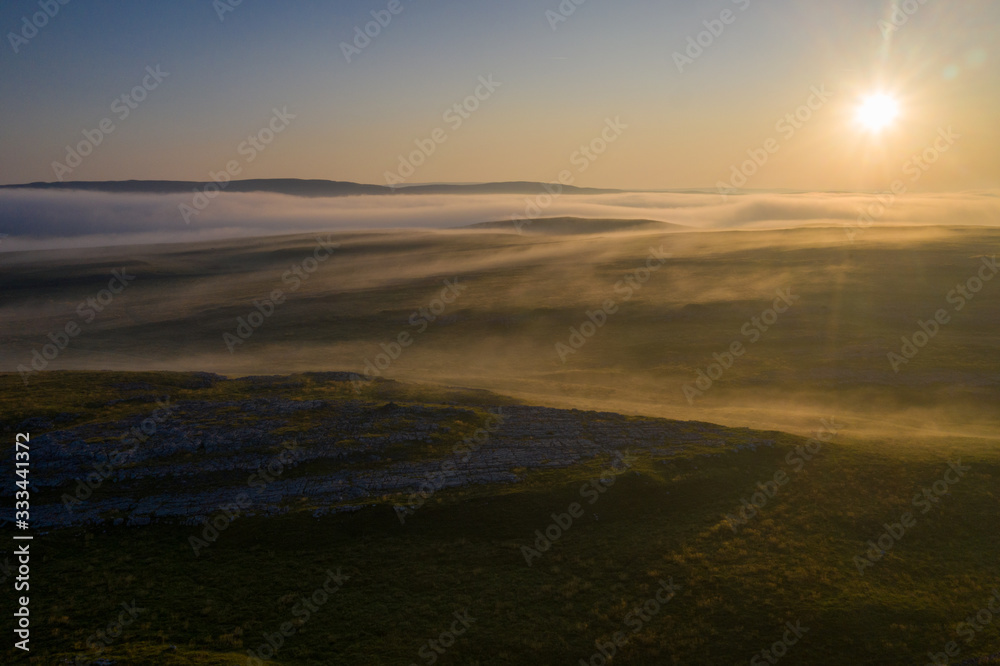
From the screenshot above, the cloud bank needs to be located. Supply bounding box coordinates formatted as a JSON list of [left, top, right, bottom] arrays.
[[1, 188, 998, 251]]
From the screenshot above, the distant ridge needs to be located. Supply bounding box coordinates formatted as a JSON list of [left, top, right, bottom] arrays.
[[463, 216, 689, 234], [0, 178, 621, 198]]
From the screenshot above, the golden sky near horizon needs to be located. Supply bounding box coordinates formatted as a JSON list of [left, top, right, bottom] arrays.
[[0, 0, 997, 191]]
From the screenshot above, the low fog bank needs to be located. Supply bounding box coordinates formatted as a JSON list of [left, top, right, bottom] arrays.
[[1, 188, 999, 252], [1, 225, 998, 444]]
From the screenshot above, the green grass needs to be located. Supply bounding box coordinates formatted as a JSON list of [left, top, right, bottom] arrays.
[[3, 373, 998, 664]]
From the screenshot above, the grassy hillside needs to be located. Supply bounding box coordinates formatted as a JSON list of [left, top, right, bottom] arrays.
[[2, 372, 998, 665]]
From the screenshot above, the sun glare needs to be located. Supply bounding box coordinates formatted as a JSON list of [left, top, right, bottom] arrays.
[[856, 93, 900, 132]]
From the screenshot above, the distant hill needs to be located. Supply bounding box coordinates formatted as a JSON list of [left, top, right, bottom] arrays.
[[0, 178, 620, 198], [463, 216, 689, 234]]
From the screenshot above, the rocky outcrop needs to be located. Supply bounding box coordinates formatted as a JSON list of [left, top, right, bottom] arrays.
[[7, 388, 773, 529]]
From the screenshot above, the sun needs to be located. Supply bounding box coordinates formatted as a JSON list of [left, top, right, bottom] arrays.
[[856, 93, 900, 132]]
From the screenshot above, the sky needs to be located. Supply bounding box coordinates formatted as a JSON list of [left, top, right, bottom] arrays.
[[0, 0, 998, 191]]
